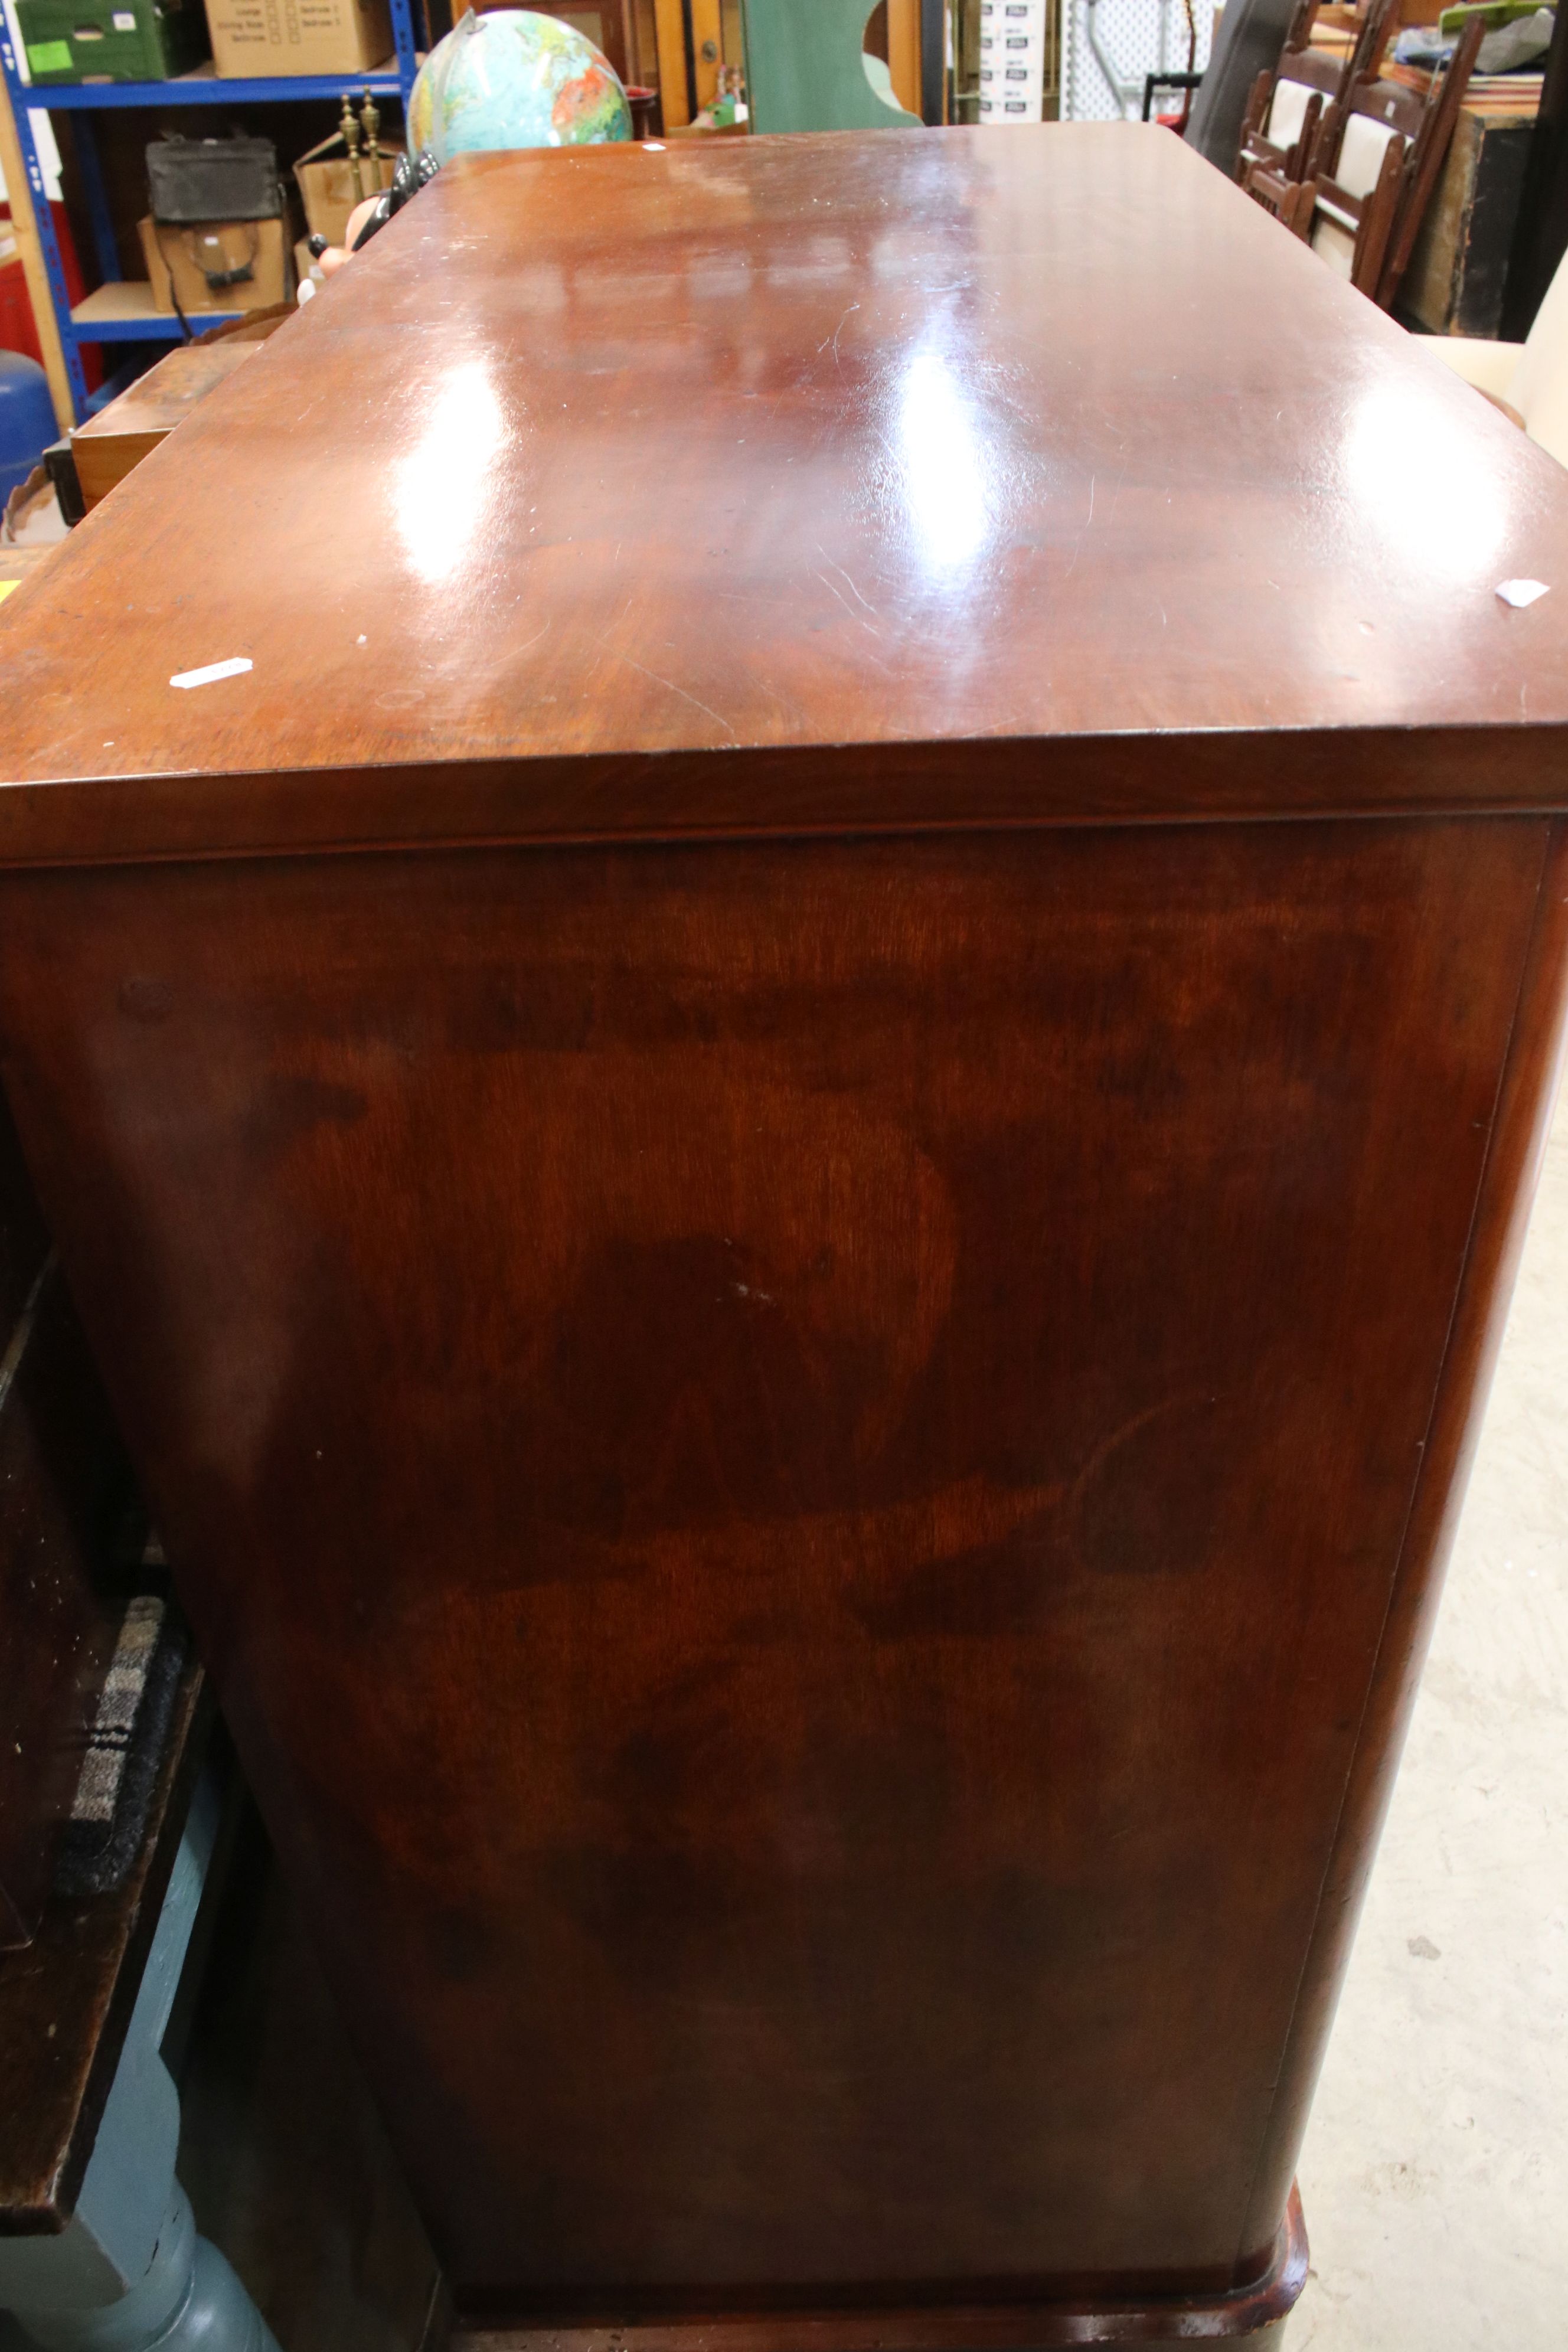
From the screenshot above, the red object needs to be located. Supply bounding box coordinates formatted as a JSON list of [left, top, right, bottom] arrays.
[[0, 201, 100, 394]]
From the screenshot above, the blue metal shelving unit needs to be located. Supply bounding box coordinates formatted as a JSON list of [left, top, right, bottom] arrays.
[[0, 0, 419, 416]]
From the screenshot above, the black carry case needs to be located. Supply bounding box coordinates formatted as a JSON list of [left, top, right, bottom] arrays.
[[145, 133, 281, 223]]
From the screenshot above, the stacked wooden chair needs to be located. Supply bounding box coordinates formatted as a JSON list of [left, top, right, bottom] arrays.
[[1299, 11, 1485, 305], [1235, 0, 1484, 309], [1236, 0, 1396, 232]]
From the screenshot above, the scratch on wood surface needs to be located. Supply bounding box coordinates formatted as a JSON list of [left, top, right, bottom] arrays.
[[610, 651, 736, 739]]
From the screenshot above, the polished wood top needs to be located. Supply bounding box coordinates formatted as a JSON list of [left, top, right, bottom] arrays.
[[4, 123, 1568, 862]]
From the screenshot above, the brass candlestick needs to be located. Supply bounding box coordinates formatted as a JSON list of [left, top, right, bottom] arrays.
[[360, 89, 382, 190], [341, 92, 365, 202]]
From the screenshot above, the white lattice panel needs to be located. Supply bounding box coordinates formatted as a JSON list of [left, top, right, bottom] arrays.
[[1063, 0, 1213, 120]]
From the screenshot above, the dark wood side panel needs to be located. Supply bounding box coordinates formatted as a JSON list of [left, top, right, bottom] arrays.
[[1237, 816, 1568, 2260], [0, 818, 1545, 2305]]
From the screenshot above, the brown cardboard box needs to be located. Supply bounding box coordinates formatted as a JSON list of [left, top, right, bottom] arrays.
[[138, 214, 290, 313], [205, 0, 391, 78], [293, 132, 396, 247]]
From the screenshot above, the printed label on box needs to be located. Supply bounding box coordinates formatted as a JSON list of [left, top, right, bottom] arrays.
[[207, 0, 389, 76], [27, 39, 73, 68]]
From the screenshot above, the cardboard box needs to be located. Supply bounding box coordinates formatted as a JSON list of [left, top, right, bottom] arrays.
[[293, 132, 396, 249], [205, 0, 390, 79], [138, 214, 290, 313]]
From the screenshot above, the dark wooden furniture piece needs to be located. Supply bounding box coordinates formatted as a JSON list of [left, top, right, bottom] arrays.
[[0, 1644, 203, 2225], [1402, 101, 1534, 337], [2, 121, 1568, 2352], [0, 1105, 132, 1952], [70, 341, 263, 513]]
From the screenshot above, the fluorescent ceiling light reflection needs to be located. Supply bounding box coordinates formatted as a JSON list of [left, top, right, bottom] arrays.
[[897, 349, 990, 575], [394, 360, 507, 585]]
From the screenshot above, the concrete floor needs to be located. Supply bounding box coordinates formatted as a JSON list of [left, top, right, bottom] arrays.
[[1291, 1081, 1568, 2348]]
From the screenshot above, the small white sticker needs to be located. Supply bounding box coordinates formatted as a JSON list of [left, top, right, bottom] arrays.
[[170, 655, 252, 690], [112, 11, 135, 27], [1496, 578, 1550, 608]]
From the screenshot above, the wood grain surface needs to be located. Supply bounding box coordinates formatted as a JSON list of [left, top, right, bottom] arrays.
[[3, 128, 1568, 866], [0, 815, 1552, 2312]]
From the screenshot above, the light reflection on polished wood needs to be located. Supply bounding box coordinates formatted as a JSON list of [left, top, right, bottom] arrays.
[[1, 127, 1568, 858]]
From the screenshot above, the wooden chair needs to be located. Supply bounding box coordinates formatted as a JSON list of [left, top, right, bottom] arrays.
[[1241, 142, 1319, 234], [1238, 16, 1335, 187], [1299, 79, 1419, 296], [1237, 0, 1396, 238], [1373, 11, 1485, 307], [1236, 0, 1394, 191], [1296, 15, 1482, 306]]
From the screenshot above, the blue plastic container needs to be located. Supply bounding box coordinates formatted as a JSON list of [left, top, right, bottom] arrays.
[[0, 351, 57, 507]]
